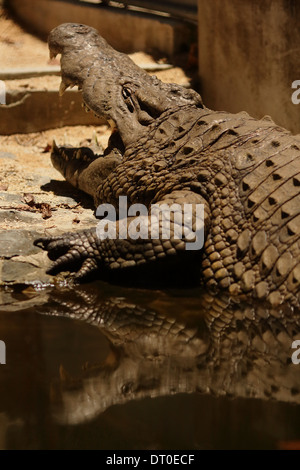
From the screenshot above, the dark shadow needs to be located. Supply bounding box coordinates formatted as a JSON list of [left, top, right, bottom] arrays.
[[41, 180, 95, 210], [74, 250, 203, 291]]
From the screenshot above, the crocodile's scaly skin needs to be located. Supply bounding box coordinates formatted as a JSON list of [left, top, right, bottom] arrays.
[[35, 23, 300, 307]]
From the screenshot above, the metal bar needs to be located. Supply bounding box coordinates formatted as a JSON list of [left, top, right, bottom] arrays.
[[64, 0, 198, 23]]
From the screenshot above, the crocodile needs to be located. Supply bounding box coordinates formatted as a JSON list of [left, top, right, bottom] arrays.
[[35, 23, 300, 307]]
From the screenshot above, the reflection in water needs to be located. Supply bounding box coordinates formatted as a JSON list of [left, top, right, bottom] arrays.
[[1, 282, 300, 449], [41, 287, 300, 425]]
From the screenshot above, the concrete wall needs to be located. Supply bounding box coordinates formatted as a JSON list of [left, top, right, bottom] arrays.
[[1, 90, 105, 134], [9, 0, 194, 57], [197, 0, 300, 134]]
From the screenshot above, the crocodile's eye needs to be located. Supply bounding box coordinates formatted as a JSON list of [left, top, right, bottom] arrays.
[[122, 87, 132, 99]]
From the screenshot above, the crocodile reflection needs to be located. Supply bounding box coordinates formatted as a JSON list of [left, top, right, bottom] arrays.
[[41, 286, 300, 425]]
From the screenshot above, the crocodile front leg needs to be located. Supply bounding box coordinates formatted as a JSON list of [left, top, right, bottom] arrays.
[[35, 190, 210, 280]]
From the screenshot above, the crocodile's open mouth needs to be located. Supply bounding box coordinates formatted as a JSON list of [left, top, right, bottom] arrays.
[[50, 69, 127, 192], [50, 74, 126, 198], [48, 22, 203, 190], [58, 79, 103, 121], [57, 73, 125, 153]]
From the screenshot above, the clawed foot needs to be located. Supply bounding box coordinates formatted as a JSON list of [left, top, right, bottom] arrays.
[[34, 230, 100, 280]]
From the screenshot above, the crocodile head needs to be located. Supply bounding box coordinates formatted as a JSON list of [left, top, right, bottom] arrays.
[[48, 23, 203, 152]]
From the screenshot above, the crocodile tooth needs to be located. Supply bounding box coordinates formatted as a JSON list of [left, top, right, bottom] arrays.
[[49, 51, 57, 60], [92, 131, 99, 146], [76, 149, 82, 160], [62, 150, 69, 161], [51, 139, 59, 153], [108, 118, 117, 130], [59, 81, 68, 96]]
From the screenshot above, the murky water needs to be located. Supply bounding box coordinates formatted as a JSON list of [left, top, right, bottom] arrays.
[[0, 281, 300, 450]]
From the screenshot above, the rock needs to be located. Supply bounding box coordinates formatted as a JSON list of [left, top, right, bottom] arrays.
[[0, 152, 17, 159], [0, 230, 41, 257], [0, 251, 52, 284]]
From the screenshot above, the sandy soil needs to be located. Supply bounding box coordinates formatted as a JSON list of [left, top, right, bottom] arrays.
[[0, 124, 111, 195], [0, 8, 50, 68]]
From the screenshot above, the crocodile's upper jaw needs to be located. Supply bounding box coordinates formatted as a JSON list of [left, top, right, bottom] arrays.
[[48, 23, 203, 153]]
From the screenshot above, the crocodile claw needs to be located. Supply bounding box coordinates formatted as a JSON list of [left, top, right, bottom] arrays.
[[34, 231, 100, 280]]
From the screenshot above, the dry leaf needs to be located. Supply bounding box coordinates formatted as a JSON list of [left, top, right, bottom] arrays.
[[22, 193, 35, 206], [41, 203, 52, 219]]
